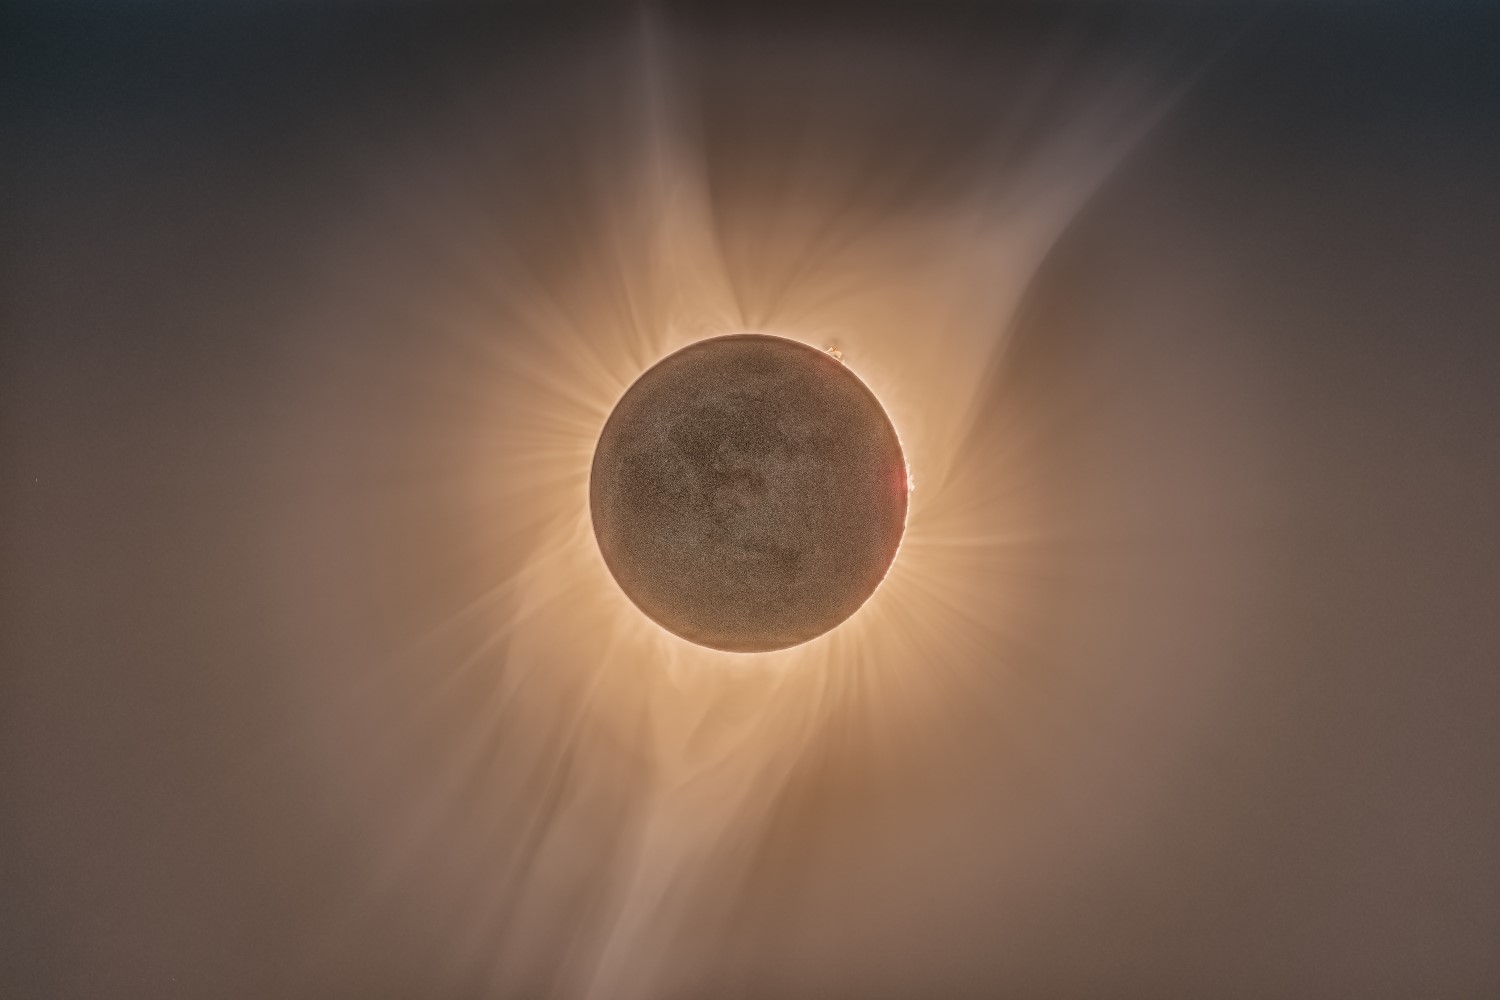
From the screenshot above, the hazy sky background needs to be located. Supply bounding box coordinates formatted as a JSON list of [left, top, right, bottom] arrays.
[[5, 3, 1499, 998]]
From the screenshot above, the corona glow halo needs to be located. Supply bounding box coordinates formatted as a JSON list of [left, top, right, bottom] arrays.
[[589, 334, 909, 653]]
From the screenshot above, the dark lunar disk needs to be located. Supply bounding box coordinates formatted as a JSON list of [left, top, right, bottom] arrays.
[[590, 334, 908, 652]]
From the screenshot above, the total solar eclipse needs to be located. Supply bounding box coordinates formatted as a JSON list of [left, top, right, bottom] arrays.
[[590, 334, 908, 652]]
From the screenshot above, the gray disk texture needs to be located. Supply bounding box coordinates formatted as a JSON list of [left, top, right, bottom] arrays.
[[590, 334, 908, 653]]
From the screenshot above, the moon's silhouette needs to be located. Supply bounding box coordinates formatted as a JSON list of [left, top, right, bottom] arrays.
[[590, 334, 908, 652]]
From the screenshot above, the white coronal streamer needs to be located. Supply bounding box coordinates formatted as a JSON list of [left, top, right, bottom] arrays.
[[281, 14, 1200, 998], [479, 22, 1181, 1000]]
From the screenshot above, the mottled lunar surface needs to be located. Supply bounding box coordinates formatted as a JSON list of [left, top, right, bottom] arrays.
[[591, 334, 908, 652]]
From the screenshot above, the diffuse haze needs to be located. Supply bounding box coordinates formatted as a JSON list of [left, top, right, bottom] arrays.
[[6, 4, 1498, 999]]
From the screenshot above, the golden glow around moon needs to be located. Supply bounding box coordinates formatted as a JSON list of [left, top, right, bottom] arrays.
[[268, 22, 1210, 997]]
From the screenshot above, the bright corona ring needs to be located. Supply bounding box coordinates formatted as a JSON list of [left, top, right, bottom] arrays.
[[590, 334, 908, 653]]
